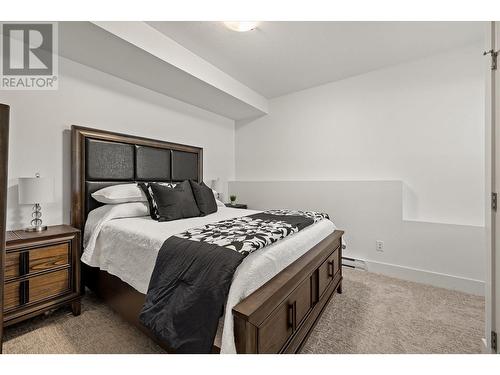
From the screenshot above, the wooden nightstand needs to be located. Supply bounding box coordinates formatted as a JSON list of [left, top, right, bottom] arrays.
[[3, 225, 81, 327], [225, 203, 248, 209]]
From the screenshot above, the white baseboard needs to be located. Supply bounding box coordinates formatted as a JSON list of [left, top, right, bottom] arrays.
[[361, 259, 485, 296], [481, 338, 491, 353]]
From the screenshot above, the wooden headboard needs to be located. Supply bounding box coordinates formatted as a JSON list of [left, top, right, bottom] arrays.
[[70, 126, 203, 234]]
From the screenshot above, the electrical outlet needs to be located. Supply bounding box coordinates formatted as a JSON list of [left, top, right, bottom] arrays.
[[376, 240, 384, 252]]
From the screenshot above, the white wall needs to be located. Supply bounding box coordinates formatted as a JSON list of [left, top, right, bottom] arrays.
[[0, 40, 485, 294], [1, 56, 235, 230], [232, 43, 485, 294], [236, 43, 485, 226], [230, 180, 485, 295]]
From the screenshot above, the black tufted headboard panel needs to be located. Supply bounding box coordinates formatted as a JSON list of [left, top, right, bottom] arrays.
[[71, 126, 203, 233]]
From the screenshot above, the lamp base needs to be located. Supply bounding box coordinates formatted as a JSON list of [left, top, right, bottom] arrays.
[[25, 225, 48, 232]]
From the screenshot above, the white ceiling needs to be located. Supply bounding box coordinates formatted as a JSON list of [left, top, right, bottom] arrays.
[[148, 21, 484, 99], [59, 22, 267, 120]]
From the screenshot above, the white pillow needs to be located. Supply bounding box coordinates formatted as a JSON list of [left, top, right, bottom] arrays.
[[92, 183, 147, 204], [83, 202, 149, 258]]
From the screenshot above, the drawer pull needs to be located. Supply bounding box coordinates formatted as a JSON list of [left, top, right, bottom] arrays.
[[20, 252, 29, 275], [287, 303, 294, 328], [19, 280, 29, 305], [328, 260, 334, 277]]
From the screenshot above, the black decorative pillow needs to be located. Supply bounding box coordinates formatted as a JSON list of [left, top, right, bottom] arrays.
[[138, 182, 176, 220], [150, 180, 200, 222], [189, 180, 217, 216]]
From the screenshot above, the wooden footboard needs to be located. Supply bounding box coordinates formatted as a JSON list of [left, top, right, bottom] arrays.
[[233, 230, 343, 353], [84, 229, 343, 354]]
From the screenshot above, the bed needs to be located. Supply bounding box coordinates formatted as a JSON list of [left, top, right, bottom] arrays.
[[71, 126, 344, 354]]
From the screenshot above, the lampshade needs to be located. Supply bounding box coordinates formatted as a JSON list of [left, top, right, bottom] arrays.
[[211, 178, 224, 194], [18, 175, 54, 204]]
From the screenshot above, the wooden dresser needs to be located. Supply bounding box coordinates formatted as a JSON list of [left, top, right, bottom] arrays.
[[3, 225, 81, 327]]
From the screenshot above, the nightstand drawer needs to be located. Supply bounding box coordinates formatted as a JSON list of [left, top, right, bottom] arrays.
[[4, 281, 21, 310], [4, 269, 71, 311], [30, 269, 71, 304], [29, 243, 69, 274], [5, 243, 69, 280], [3, 225, 81, 326], [5, 252, 20, 279]]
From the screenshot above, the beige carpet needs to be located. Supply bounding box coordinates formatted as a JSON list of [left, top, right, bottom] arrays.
[[2, 268, 484, 354], [301, 269, 484, 354]]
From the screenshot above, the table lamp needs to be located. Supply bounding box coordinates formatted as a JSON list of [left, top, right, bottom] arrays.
[[211, 177, 225, 201], [18, 173, 54, 232]]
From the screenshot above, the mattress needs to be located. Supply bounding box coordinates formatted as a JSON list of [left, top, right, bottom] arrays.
[[81, 203, 336, 353]]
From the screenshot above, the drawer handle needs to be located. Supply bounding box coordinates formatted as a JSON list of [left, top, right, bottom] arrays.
[[287, 303, 294, 328], [19, 252, 29, 276], [328, 260, 334, 277], [20, 280, 29, 305]]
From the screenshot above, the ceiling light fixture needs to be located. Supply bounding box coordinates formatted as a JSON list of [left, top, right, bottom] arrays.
[[223, 21, 259, 32]]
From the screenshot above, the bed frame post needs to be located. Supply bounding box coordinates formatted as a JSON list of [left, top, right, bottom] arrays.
[[71, 125, 84, 234], [234, 317, 258, 353], [0, 103, 10, 353]]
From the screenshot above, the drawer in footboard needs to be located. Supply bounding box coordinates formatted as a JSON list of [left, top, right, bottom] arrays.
[[258, 277, 312, 353], [318, 246, 340, 298]]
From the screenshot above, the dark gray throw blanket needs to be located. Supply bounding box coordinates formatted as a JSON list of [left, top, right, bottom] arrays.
[[139, 209, 329, 353]]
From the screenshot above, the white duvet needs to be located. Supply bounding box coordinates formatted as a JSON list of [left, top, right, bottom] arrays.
[[82, 202, 336, 353]]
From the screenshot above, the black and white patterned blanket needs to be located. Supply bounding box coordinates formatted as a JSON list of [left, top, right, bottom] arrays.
[[139, 209, 330, 353], [174, 209, 329, 255]]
